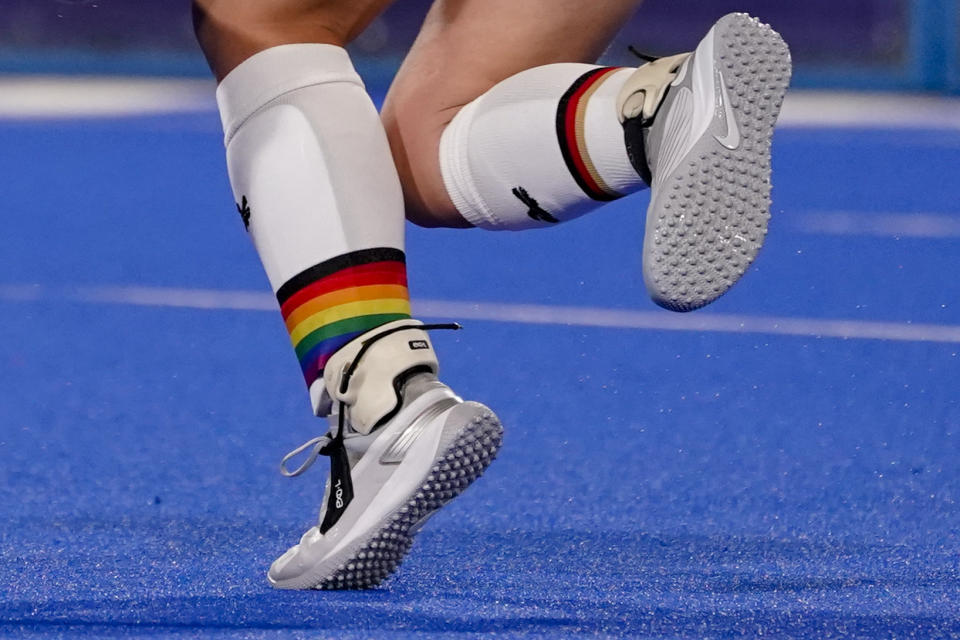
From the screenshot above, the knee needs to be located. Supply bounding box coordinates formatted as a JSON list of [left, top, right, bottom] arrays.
[[382, 96, 472, 229], [192, 0, 353, 44], [192, 0, 355, 79]]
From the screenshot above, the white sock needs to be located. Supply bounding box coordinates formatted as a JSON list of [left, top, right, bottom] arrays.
[[216, 44, 412, 414], [439, 64, 647, 230]]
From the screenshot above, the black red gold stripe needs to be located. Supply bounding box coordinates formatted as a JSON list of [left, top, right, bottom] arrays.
[[556, 67, 625, 202]]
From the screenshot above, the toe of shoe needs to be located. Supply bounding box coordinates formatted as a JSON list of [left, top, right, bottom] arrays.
[[267, 545, 302, 586]]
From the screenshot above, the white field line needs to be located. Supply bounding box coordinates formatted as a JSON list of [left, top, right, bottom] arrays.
[[778, 91, 960, 130], [2, 284, 959, 345], [0, 79, 959, 131], [795, 211, 960, 239], [0, 77, 216, 118]]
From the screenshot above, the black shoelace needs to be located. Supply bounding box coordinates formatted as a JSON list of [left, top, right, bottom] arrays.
[[627, 46, 661, 63]]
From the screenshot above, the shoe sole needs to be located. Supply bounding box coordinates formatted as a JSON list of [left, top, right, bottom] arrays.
[[277, 404, 503, 590], [643, 13, 792, 312]]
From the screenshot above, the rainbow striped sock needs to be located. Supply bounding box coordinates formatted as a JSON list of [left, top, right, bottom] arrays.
[[276, 248, 411, 389]]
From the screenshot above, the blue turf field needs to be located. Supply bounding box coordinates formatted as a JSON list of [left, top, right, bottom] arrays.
[[2, 103, 960, 638]]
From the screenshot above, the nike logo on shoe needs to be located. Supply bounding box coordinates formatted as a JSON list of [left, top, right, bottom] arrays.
[[714, 71, 741, 150]]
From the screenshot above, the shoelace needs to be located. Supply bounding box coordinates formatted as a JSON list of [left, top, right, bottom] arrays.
[[279, 430, 340, 477], [627, 46, 660, 63], [278, 322, 462, 478]]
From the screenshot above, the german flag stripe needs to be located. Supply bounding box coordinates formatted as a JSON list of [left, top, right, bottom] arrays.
[[276, 247, 405, 307], [556, 67, 625, 202]]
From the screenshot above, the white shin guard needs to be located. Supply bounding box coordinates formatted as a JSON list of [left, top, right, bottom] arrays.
[[217, 44, 405, 291], [215, 45, 410, 414]]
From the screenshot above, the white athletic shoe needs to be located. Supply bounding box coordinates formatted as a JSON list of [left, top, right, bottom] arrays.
[[619, 13, 792, 311], [268, 319, 503, 590]]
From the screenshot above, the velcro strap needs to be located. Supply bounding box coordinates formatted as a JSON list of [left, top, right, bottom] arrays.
[[323, 319, 439, 434], [617, 53, 691, 124]]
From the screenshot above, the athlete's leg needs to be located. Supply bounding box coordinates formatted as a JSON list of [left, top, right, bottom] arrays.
[[384, 4, 791, 311], [196, 0, 404, 409], [382, 0, 643, 228], [194, 0, 502, 590], [193, 0, 393, 80]]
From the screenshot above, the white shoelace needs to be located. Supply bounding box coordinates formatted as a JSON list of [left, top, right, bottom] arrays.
[[279, 434, 334, 477]]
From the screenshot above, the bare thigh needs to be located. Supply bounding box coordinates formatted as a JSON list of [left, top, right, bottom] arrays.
[[382, 0, 643, 227]]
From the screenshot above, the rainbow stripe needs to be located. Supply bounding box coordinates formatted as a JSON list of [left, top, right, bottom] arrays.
[[276, 248, 411, 388], [556, 66, 626, 202]]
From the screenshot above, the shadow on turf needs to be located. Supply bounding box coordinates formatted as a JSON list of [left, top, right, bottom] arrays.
[[3, 527, 959, 636], [3, 602, 959, 637]]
